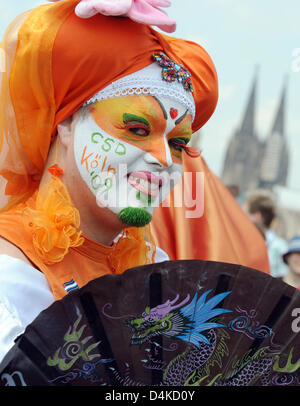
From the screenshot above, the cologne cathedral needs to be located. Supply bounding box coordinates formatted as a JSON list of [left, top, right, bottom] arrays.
[[221, 74, 300, 239], [221, 72, 289, 194]]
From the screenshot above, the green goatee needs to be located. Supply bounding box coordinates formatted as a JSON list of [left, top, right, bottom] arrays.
[[118, 207, 152, 227]]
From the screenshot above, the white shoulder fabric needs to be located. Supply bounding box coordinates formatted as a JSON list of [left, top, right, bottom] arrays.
[[0, 255, 55, 363], [154, 246, 170, 263], [0, 246, 170, 363]]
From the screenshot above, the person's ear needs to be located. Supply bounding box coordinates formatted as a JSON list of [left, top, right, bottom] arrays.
[[57, 116, 74, 148]]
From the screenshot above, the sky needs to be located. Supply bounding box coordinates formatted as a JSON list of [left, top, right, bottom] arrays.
[[0, 0, 299, 192]]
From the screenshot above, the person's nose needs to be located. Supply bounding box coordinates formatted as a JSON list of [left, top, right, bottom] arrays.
[[143, 149, 173, 169], [144, 138, 173, 168]]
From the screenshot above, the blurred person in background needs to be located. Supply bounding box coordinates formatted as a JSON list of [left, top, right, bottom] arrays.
[[244, 190, 288, 278], [282, 236, 300, 289], [226, 184, 240, 199]]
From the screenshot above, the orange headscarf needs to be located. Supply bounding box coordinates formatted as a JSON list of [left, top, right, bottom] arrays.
[[0, 0, 218, 209], [0, 0, 269, 273]]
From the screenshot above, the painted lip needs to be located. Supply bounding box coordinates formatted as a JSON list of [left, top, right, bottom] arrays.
[[127, 171, 164, 197]]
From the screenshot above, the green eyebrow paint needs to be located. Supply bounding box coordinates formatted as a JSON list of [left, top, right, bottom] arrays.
[[123, 113, 150, 127], [173, 137, 190, 144]]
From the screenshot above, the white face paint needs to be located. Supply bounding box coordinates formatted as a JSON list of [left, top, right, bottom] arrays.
[[73, 94, 193, 217]]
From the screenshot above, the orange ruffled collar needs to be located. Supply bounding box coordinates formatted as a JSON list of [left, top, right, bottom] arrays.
[[22, 176, 84, 265], [21, 176, 155, 272]]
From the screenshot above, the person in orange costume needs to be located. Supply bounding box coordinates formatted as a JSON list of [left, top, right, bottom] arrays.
[[0, 0, 268, 362]]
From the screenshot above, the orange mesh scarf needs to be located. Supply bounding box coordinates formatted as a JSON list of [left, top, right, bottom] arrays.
[[0, 2, 74, 211]]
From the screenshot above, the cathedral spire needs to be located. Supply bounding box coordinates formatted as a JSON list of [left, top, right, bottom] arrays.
[[259, 77, 289, 187], [240, 66, 259, 137], [271, 76, 288, 136], [221, 66, 263, 193]]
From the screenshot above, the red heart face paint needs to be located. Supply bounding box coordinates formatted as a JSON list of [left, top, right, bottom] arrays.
[[170, 108, 178, 119]]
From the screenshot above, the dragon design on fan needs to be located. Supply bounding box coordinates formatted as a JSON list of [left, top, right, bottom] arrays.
[[212, 346, 300, 386], [125, 290, 232, 385], [40, 289, 300, 386], [126, 290, 232, 346]]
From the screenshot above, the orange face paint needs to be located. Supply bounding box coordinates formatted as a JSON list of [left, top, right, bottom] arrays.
[[167, 114, 194, 164], [90, 95, 193, 166]]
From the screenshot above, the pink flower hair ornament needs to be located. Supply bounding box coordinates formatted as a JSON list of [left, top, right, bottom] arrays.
[[47, 0, 176, 33]]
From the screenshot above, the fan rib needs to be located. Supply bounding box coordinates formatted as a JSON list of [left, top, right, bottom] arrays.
[[149, 272, 163, 386], [80, 292, 121, 386], [248, 294, 292, 357], [18, 336, 66, 385]]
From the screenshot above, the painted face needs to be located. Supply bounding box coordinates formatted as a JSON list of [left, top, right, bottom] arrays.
[[73, 94, 193, 226]]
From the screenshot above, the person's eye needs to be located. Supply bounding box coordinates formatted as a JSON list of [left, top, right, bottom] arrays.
[[124, 122, 150, 137], [168, 137, 190, 151]]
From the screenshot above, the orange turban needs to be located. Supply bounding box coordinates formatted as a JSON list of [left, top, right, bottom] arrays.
[[0, 0, 218, 208], [0, 0, 269, 273]]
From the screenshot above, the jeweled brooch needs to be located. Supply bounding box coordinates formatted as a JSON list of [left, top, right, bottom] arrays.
[[152, 52, 194, 92]]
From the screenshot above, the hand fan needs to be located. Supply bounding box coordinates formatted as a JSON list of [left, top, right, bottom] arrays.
[[0, 260, 299, 387]]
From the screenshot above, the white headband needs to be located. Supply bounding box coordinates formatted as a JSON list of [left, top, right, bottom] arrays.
[[84, 62, 196, 121]]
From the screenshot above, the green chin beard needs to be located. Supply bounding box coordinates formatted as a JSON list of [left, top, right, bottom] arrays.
[[118, 207, 153, 227]]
